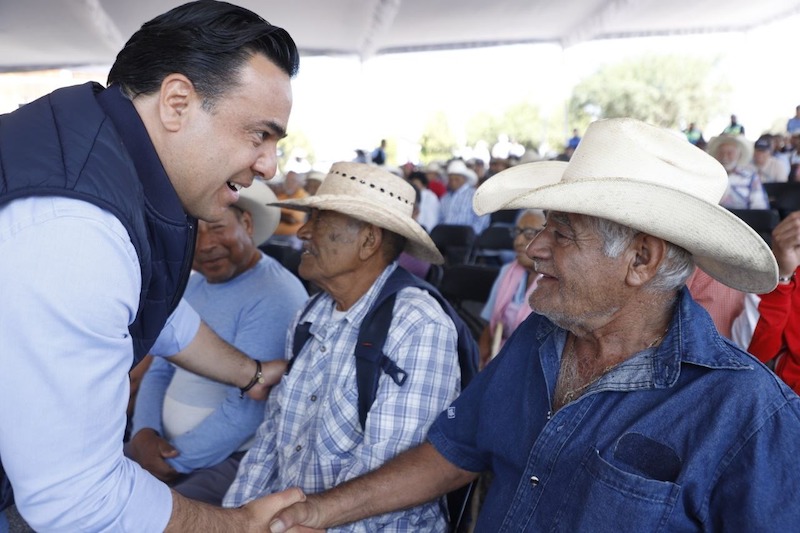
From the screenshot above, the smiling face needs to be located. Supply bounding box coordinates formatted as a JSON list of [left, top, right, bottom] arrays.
[[526, 211, 630, 330], [162, 53, 293, 222], [192, 206, 259, 283]]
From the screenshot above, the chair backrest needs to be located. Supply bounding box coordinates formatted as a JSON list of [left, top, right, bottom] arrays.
[[438, 264, 500, 340], [430, 224, 476, 266], [471, 223, 514, 265], [763, 182, 800, 219], [727, 208, 780, 246], [490, 208, 519, 225]]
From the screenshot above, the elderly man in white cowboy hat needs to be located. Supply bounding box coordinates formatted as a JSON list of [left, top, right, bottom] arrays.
[[707, 133, 770, 209], [223, 163, 464, 531], [267, 118, 800, 532], [127, 179, 308, 505], [439, 158, 490, 235]]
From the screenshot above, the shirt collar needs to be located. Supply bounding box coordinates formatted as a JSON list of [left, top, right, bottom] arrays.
[[96, 84, 185, 220], [535, 286, 752, 391]]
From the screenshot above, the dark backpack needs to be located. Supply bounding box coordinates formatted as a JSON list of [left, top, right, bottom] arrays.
[[289, 266, 478, 531]]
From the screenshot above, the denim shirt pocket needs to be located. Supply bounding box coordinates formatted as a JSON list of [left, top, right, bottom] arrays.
[[550, 447, 681, 533], [319, 385, 363, 457]]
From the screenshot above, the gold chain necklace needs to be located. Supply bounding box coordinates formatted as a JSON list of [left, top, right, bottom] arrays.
[[558, 329, 668, 406]]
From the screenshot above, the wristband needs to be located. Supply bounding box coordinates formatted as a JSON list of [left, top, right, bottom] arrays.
[[239, 359, 264, 398]]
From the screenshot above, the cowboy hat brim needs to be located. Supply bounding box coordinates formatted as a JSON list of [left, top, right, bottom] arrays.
[[474, 162, 777, 294], [273, 194, 444, 265], [236, 179, 280, 246]]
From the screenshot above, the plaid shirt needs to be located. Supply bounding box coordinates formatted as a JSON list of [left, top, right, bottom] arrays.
[[439, 184, 490, 234], [224, 265, 459, 532]]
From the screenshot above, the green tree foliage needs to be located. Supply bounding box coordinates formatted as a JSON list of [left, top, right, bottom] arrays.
[[568, 54, 730, 131], [419, 111, 457, 164], [467, 103, 543, 152]]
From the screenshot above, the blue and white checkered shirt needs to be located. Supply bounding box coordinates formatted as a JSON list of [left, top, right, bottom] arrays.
[[224, 264, 460, 532], [439, 184, 489, 234]]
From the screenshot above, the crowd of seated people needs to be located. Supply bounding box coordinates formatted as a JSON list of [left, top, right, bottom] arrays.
[[112, 116, 800, 530]]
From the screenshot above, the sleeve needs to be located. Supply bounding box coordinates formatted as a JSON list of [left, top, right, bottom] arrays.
[[0, 199, 172, 532], [221, 399, 281, 508], [130, 355, 175, 437], [749, 174, 770, 210], [708, 396, 800, 530], [747, 278, 796, 362], [480, 264, 508, 322], [730, 292, 761, 351], [149, 298, 201, 357], [166, 281, 306, 473], [223, 303, 309, 508], [326, 290, 460, 532]]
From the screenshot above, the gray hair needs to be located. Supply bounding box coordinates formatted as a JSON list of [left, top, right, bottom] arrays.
[[515, 208, 546, 224], [584, 216, 695, 292]]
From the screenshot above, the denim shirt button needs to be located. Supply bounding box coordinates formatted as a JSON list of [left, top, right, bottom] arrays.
[[546, 410, 552, 420], [320, 345, 327, 353], [530, 475, 540, 486]]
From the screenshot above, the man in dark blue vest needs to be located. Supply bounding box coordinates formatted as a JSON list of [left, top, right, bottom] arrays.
[[0, 1, 307, 530]]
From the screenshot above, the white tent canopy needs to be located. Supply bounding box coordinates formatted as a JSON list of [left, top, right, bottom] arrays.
[[2, 0, 799, 71]]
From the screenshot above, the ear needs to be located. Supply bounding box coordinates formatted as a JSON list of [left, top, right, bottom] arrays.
[[157, 73, 197, 132], [239, 209, 255, 238], [358, 224, 384, 261], [625, 233, 666, 287]]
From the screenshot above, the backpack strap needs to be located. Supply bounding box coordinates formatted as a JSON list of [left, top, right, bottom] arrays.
[[287, 266, 479, 428], [354, 291, 408, 429], [287, 292, 325, 374]]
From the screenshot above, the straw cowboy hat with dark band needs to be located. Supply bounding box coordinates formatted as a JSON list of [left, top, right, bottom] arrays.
[[473, 117, 778, 294], [236, 178, 281, 247], [271, 162, 444, 264]]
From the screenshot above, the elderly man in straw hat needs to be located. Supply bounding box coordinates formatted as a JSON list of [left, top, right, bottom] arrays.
[[126, 180, 308, 506], [267, 118, 800, 532], [223, 163, 465, 530]]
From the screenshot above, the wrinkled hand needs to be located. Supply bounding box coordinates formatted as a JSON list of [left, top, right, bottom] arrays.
[[242, 487, 321, 531], [771, 212, 800, 277], [128, 428, 179, 483], [269, 490, 325, 533], [246, 360, 288, 401]]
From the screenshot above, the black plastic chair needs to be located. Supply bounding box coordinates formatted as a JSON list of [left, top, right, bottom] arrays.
[[727, 208, 780, 246], [430, 224, 476, 266], [490, 209, 519, 225], [763, 182, 800, 219], [438, 264, 500, 340], [471, 223, 515, 265]]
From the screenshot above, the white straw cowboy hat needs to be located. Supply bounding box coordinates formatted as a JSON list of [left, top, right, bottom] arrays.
[[473, 118, 778, 293], [236, 178, 281, 246], [446, 159, 478, 186], [707, 134, 753, 169], [271, 162, 444, 264]]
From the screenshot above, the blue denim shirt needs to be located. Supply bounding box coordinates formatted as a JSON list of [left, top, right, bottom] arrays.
[[428, 287, 800, 531]]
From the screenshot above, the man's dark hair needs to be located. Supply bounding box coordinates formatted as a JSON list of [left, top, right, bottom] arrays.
[[408, 171, 428, 188], [107, 0, 299, 106]]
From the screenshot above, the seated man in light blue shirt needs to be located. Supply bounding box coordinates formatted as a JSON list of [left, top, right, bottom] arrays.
[[127, 180, 308, 505], [439, 159, 490, 235]]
